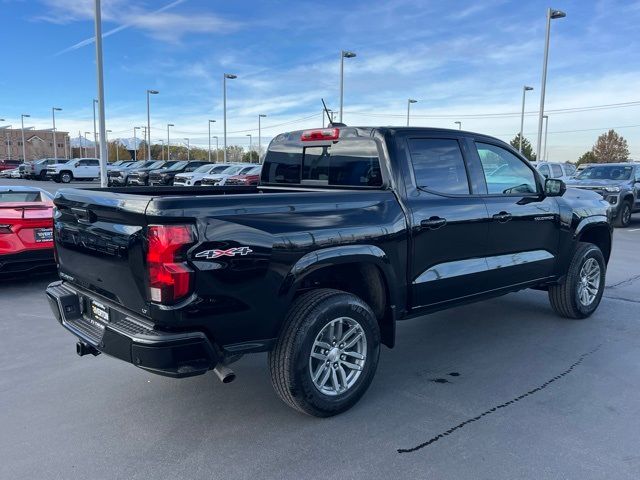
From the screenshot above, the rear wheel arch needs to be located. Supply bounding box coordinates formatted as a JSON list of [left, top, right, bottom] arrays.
[[283, 247, 399, 348]]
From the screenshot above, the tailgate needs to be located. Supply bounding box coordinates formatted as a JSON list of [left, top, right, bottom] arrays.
[[54, 188, 153, 315]]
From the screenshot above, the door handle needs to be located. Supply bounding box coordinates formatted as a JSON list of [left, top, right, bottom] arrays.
[[421, 216, 447, 230], [492, 212, 512, 223]]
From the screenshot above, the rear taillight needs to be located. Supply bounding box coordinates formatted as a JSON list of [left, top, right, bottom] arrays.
[[301, 128, 340, 141], [146, 224, 196, 304]]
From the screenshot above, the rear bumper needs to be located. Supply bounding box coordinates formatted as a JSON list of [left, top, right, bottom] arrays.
[[46, 281, 219, 378], [0, 248, 55, 273]]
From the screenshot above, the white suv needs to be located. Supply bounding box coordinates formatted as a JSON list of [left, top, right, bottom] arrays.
[[46, 158, 101, 183], [536, 162, 577, 181], [174, 163, 238, 186]]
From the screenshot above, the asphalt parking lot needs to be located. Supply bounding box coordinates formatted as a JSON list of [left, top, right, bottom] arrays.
[[1, 178, 640, 479]]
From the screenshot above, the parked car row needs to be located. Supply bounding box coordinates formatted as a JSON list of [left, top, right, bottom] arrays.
[[4, 158, 263, 187]]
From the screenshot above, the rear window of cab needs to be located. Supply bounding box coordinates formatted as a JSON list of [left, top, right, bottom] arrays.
[[262, 135, 382, 187]]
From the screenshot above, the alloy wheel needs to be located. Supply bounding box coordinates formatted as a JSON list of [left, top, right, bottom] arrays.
[[308, 317, 367, 396]]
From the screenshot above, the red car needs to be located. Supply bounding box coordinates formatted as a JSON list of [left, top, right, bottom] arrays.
[[0, 186, 55, 274], [224, 165, 262, 186]]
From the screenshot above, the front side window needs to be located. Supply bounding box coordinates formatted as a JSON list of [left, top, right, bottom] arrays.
[[538, 164, 550, 178], [476, 142, 538, 195], [408, 138, 469, 194]]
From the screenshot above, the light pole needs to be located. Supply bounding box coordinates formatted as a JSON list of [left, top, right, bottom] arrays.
[[20, 114, 30, 161], [212, 135, 219, 162], [184, 138, 190, 161], [94, 0, 108, 186], [339, 50, 356, 123], [93, 99, 98, 159], [0, 121, 11, 160], [167, 123, 174, 160], [519, 86, 534, 153], [543, 115, 549, 161], [536, 8, 566, 162], [146, 89, 159, 161], [406, 99, 417, 126], [454, 121, 462, 130], [223, 73, 237, 162], [52, 107, 62, 158], [158, 139, 165, 160], [133, 126, 140, 161], [105, 129, 112, 161], [246, 134, 252, 162], [79, 130, 84, 157], [258, 114, 266, 160], [141, 127, 147, 160], [208, 119, 216, 162], [85, 132, 92, 157]]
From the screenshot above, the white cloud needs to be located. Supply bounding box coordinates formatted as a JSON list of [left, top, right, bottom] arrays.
[[37, 0, 241, 54]]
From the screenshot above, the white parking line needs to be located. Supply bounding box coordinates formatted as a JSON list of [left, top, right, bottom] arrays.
[[629, 228, 640, 232]]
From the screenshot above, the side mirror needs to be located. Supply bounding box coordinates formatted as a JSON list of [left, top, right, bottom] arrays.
[[74, 162, 80, 167], [545, 178, 566, 197]]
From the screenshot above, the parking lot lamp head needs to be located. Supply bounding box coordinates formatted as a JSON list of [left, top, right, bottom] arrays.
[[455, 121, 462, 130]]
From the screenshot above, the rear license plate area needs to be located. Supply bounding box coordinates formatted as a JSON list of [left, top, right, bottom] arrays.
[[34, 227, 53, 243], [90, 299, 110, 324]]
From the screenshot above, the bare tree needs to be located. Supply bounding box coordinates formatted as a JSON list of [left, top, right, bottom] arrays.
[[592, 130, 629, 163]]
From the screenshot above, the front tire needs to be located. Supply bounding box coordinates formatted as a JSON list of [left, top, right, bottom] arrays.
[[269, 289, 380, 417], [615, 200, 632, 228], [549, 242, 606, 319], [60, 171, 73, 183]]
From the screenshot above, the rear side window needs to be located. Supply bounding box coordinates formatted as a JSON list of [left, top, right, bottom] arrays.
[[263, 138, 382, 187], [550, 164, 563, 178], [408, 138, 469, 194]]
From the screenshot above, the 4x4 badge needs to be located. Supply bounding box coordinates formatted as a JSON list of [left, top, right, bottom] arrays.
[[195, 246, 253, 259]]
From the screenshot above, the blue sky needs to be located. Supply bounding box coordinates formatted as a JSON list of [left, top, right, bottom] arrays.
[[1, 0, 639, 159]]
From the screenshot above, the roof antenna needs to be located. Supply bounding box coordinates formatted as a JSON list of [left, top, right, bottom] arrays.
[[322, 98, 346, 127]]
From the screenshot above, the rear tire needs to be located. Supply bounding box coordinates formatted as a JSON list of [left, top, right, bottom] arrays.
[[614, 200, 632, 228], [548, 242, 606, 319], [269, 289, 380, 417], [39, 170, 48, 180]]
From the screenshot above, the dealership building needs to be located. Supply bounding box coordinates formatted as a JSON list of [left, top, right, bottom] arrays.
[[1, 127, 71, 161]]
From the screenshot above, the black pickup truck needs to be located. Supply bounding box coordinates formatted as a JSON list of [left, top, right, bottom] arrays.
[[46, 126, 612, 416]]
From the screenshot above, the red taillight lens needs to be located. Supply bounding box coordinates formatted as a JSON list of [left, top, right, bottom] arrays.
[[300, 128, 340, 141], [146, 225, 196, 304]]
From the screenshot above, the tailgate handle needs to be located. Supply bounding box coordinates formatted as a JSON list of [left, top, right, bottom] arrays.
[[71, 207, 95, 224]]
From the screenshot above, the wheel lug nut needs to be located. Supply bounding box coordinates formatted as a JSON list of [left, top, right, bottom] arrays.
[[340, 355, 345, 360]]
